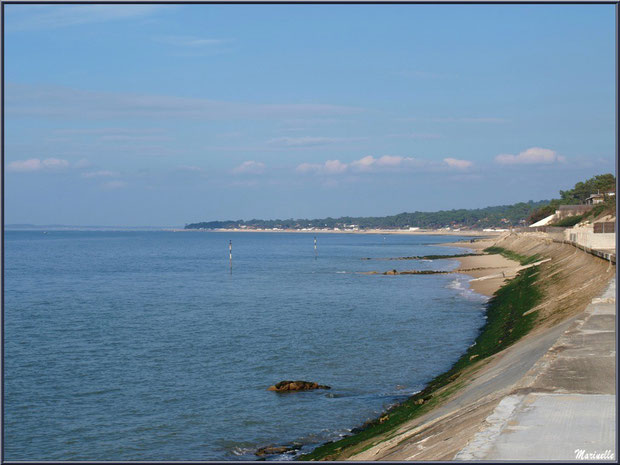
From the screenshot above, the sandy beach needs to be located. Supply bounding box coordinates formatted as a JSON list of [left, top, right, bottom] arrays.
[[358, 236, 522, 297], [442, 237, 521, 296]]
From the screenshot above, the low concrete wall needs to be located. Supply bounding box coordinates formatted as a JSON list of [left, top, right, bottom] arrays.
[[565, 227, 616, 250], [563, 240, 616, 264]]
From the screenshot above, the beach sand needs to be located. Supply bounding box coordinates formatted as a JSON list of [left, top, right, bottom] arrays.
[[441, 236, 520, 296]]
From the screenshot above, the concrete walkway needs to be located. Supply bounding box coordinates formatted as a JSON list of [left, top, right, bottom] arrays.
[[455, 278, 616, 461]]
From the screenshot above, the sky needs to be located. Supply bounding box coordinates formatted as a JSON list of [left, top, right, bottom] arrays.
[[3, 4, 616, 227]]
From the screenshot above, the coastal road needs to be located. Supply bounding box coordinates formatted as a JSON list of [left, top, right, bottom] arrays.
[[455, 278, 617, 461]]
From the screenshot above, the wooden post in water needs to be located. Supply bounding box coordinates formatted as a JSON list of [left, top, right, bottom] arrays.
[[314, 236, 317, 259], [229, 240, 232, 273]]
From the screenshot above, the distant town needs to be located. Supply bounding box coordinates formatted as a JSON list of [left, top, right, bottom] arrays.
[[185, 175, 615, 234], [184, 200, 546, 232], [186, 223, 512, 233]]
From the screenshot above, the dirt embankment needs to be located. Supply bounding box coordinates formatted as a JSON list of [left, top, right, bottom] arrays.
[[316, 232, 615, 461]]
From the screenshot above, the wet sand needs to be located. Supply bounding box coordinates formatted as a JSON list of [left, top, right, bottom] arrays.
[[441, 236, 520, 296]]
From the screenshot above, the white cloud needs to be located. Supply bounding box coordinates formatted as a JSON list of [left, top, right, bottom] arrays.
[[7, 157, 69, 172], [268, 136, 363, 147], [7, 5, 165, 31], [387, 133, 441, 140], [350, 155, 424, 172], [296, 160, 347, 175], [81, 170, 119, 178], [54, 127, 163, 136], [178, 165, 204, 172], [296, 162, 323, 174], [376, 155, 408, 167], [7, 159, 42, 172], [6, 82, 361, 120], [154, 36, 229, 47], [98, 134, 169, 142], [402, 117, 507, 124], [297, 155, 425, 175], [323, 160, 348, 174], [495, 147, 564, 165], [102, 180, 127, 189], [75, 158, 92, 168], [349, 155, 375, 172], [232, 160, 266, 175], [42, 158, 69, 168], [443, 157, 473, 169]]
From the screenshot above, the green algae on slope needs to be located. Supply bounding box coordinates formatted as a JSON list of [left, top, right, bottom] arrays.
[[299, 257, 543, 461], [483, 246, 540, 266]]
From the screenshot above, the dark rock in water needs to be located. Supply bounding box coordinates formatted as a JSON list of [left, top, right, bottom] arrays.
[[384, 269, 448, 275], [255, 443, 302, 456], [255, 445, 290, 456], [267, 380, 331, 392]]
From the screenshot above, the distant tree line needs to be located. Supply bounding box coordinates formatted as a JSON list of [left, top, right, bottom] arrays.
[[185, 174, 616, 231], [185, 200, 550, 230]]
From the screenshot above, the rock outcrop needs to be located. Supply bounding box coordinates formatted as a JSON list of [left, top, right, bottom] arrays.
[[267, 380, 331, 392], [255, 444, 301, 456]]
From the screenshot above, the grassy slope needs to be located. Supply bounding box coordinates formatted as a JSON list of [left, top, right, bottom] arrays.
[[299, 248, 542, 461]]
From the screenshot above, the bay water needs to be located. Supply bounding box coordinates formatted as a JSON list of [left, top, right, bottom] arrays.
[[4, 231, 487, 460]]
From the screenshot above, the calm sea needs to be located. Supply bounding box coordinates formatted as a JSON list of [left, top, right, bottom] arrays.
[[4, 230, 487, 460]]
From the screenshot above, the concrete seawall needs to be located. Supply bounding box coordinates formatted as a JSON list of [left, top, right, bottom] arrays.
[[340, 233, 615, 461]]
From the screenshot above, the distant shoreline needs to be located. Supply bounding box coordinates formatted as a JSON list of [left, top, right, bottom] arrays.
[[5, 226, 506, 237], [4, 225, 176, 231], [175, 228, 504, 237]]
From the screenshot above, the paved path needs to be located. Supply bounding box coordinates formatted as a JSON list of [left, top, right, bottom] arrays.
[[455, 278, 616, 461]]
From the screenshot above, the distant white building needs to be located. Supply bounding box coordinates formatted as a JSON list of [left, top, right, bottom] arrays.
[[529, 214, 556, 228]]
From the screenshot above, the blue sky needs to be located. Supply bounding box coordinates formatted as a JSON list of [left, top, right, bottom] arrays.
[[4, 4, 616, 226]]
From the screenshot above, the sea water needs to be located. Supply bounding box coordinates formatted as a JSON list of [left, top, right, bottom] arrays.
[[4, 231, 488, 460]]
